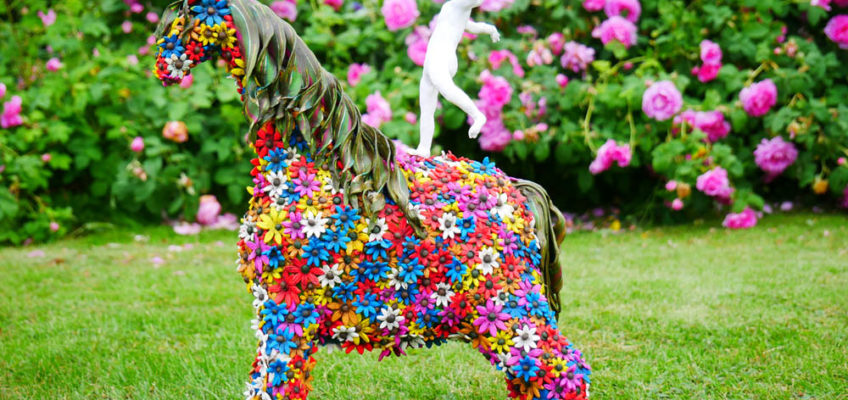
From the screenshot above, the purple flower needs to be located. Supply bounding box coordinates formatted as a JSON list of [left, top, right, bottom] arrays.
[[753, 136, 798, 177], [473, 300, 510, 336], [245, 235, 271, 272], [592, 16, 638, 48], [825, 15, 848, 49], [560, 41, 595, 73], [642, 80, 682, 121], [739, 79, 777, 117], [282, 211, 305, 240], [604, 0, 641, 22], [722, 208, 758, 229], [292, 172, 321, 198], [381, 0, 419, 31]]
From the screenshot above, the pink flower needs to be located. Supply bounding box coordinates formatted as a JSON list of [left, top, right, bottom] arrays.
[[722, 208, 758, 229], [197, 195, 222, 226], [362, 91, 392, 128], [642, 80, 682, 121], [700, 40, 722, 64], [671, 198, 683, 210], [1, 95, 23, 129], [38, 9, 57, 27], [179, 73, 194, 89], [347, 63, 371, 87], [162, 121, 188, 143], [481, 0, 515, 12], [692, 62, 721, 83], [813, 0, 833, 11], [843, 185, 848, 208], [0, 83, 5, 99], [404, 112, 417, 124], [478, 70, 513, 108], [512, 130, 524, 140], [589, 139, 631, 174], [561, 41, 595, 73], [50, 221, 60, 232], [405, 26, 430, 66], [694, 110, 731, 142], [42, 153, 52, 163], [271, 0, 298, 21], [131, 136, 145, 152], [488, 49, 524, 77], [696, 167, 734, 199], [526, 43, 553, 67], [592, 16, 638, 48], [146, 12, 159, 23], [479, 122, 511, 152], [556, 74, 569, 88], [122, 20, 133, 33], [46, 57, 62, 72], [604, 0, 641, 22], [739, 79, 777, 117], [324, 0, 344, 10], [583, 0, 606, 12], [381, 0, 419, 31], [473, 300, 510, 336], [838, 157, 847, 166], [754, 136, 798, 176], [173, 222, 202, 235], [665, 180, 677, 191], [210, 213, 239, 230], [127, 54, 139, 66], [824, 15, 848, 49], [547, 32, 566, 55]]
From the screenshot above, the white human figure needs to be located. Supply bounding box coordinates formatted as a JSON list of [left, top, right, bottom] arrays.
[[412, 0, 500, 157]]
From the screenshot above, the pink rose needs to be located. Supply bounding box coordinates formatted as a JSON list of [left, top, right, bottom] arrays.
[[324, 0, 344, 10], [404, 112, 417, 124], [753, 136, 798, 177], [488, 49, 524, 77], [405, 26, 430, 66], [700, 40, 722, 64], [381, 0, 419, 31], [179, 73, 194, 89], [271, 0, 298, 22], [478, 70, 513, 109], [592, 16, 638, 48], [583, 0, 606, 11], [812, 0, 832, 11], [526, 43, 554, 67], [694, 110, 731, 142], [671, 198, 683, 211], [49, 221, 60, 232], [122, 20, 133, 33], [739, 79, 777, 117], [0, 82, 5, 99], [363, 91, 392, 127], [722, 207, 758, 229], [162, 121, 188, 143], [347, 63, 371, 87], [127, 55, 139, 66], [692, 62, 721, 83], [696, 167, 734, 199], [825, 15, 848, 48], [589, 139, 631, 174], [46, 57, 62, 72], [481, 0, 515, 12], [131, 136, 145, 152], [146, 12, 159, 23], [1, 95, 23, 129], [547, 33, 566, 55], [38, 9, 56, 27], [642, 80, 682, 121], [478, 122, 511, 152], [197, 195, 222, 226], [838, 157, 847, 165], [556, 74, 569, 88], [604, 0, 641, 22], [173, 222, 202, 235], [42, 153, 52, 162]]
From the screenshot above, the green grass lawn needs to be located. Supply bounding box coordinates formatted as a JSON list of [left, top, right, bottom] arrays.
[[1, 214, 846, 399]]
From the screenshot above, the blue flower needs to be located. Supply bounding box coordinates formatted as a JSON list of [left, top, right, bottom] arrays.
[[268, 359, 289, 386], [332, 281, 356, 302], [261, 300, 288, 327], [321, 229, 351, 253], [397, 258, 424, 284], [524, 292, 546, 317], [353, 292, 381, 322], [263, 246, 284, 269], [400, 236, 421, 258], [503, 295, 526, 319], [417, 307, 440, 328], [396, 285, 419, 306], [267, 327, 297, 355], [458, 216, 476, 241], [359, 260, 390, 282], [364, 239, 391, 260], [511, 355, 540, 381], [331, 205, 360, 230], [294, 303, 318, 326], [302, 237, 331, 267], [158, 34, 184, 59], [445, 257, 466, 283], [191, 0, 231, 26], [263, 148, 288, 172], [471, 157, 497, 175]]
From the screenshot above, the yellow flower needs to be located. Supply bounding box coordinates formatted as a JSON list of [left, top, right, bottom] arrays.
[[228, 57, 246, 77], [167, 17, 185, 36], [257, 207, 285, 245], [193, 23, 219, 46], [213, 23, 238, 48], [488, 330, 514, 353]]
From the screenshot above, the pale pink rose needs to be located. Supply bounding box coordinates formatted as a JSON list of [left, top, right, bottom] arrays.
[[146, 12, 159, 23], [122, 20, 133, 33], [130, 3, 143, 13], [404, 112, 417, 124], [825, 15, 848, 48], [147, 35, 157, 45], [38, 9, 56, 27], [173, 222, 202, 235], [42, 153, 51, 162], [405, 26, 430, 66], [210, 213, 239, 230], [0, 83, 5, 99], [361, 113, 382, 128], [739, 79, 777, 117], [517, 25, 537, 35], [556, 74, 569, 88], [179, 73, 194, 89], [696, 167, 734, 199], [754, 136, 798, 177], [197, 195, 222, 226], [583, 0, 606, 11], [671, 198, 684, 211], [526, 43, 554, 67], [692, 62, 721, 83], [589, 139, 631, 174], [138, 45, 150, 56], [665, 180, 677, 191], [126, 54, 139, 66], [812, 0, 832, 11], [642, 80, 682, 121], [381, 0, 419, 31], [547, 32, 566, 55], [561, 41, 595, 73], [513, 130, 524, 140], [324, 0, 344, 10], [694, 110, 731, 142], [162, 121, 188, 143], [700, 40, 722, 64], [592, 16, 638, 48], [49, 221, 60, 232], [722, 207, 758, 229], [131, 136, 145, 152], [1, 95, 23, 129], [46, 57, 62, 72], [604, 0, 641, 22], [478, 122, 511, 152], [271, 0, 298, 21], [347, 63, 371, 87], [481, 0, 515, 12], [478, 70, 513, 108], [92, 48, 101, 57], [366, 91, 392, 124]]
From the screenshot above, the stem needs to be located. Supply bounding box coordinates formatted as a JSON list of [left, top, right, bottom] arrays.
[[582, 94, 597, 153]]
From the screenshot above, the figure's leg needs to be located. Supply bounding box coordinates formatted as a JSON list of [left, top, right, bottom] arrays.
[[427, 68, 487, 139], [414, 75, 439, 157]]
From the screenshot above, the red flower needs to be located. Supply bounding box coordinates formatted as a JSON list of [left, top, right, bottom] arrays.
[[184, 41, 205, 61], [285, 258, 322, 288], [268, 280, 301, 306]]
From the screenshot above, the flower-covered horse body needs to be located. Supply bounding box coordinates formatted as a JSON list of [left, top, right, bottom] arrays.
[[154, 1, 590, 399]]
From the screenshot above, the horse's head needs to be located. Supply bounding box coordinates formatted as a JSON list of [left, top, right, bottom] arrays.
[[153, 0, 241, 86]]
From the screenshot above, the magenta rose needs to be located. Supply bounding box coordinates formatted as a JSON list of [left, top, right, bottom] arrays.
[[365, 91, 392, 123], [478, 70, 513, 109], [692, 62, 721, 83], [130, 136, 145, 152], [481, 0, 515, 12], [694, 110, 731, 142], [722, 208, 758, 229], [696, 167, 734, 199], [324, 0, 343, 10], [381, 0, 419, 31], [604, 0, 641, 22], [1, 95, 23, 129], [347, 63, 371, 87], [583, 0, 605, 12], [270, 0, 298, 22], [592, 16, 638, 48], [753, 136, 798, 177], [589, 139, 631, 174], [699, 40, 722, 64], [561, 41, 595, 73], [642, 80, 683, 121], [739, 79, 777, 117], [825, 15, 848, 48], [478, 122, 511, 152], [405, 26, 430, 66]]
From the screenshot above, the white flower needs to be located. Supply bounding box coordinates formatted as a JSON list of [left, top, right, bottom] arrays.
[[367, 217, 389, 241], [251, 284, 268, 309], [285, 147, 301, 163], [238, 219, 256, 241], [438, 212, 461, 239], [243, 381, 258, 400], [377, 306, 404, 330], [165, 53, 193, 78], [262, 170, 287, 198], [430, 282, 454, 307], [476, 247, 499, 275], [332, 326, 359, 342], [408, 203, 426, 221], [386, 267, 407, 290], [400, 334, 425, 351], [493, 193, 515, 221], [319, 264, 343, 288], [513, 325, 541, 352], [492, 290, 508, 306], [301, 211, 328, 238]]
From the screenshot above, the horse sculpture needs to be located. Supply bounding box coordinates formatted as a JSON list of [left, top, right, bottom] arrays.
[[153, 1, 590, 399]]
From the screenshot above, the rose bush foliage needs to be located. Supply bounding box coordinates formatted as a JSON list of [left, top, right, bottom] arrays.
[[2, 0, 848, 244]]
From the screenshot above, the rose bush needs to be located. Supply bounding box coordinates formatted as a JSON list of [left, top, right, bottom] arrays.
[[2, 0, 848, 244]]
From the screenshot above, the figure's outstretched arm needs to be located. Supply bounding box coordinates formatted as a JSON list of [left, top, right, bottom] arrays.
[[465, 20, 500, 42]]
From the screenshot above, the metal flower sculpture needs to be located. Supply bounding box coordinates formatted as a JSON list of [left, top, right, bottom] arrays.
[[153, 1, 590, 399]]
